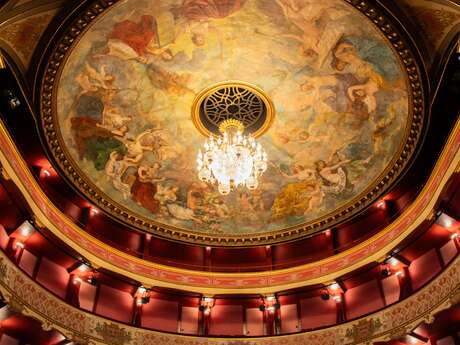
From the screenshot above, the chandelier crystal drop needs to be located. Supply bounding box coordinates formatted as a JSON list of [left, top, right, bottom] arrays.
[[197, 119, 267, 195]]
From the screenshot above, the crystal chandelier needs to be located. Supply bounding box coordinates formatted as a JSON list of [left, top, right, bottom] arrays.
[[197, 119, 267, 195]]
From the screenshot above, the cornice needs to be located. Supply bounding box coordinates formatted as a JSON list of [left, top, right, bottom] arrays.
[[0, 115, 460, 293], [0, 248, 458, 344]]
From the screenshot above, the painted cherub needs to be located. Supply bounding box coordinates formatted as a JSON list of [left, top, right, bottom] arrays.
[[315, 157, 350, 194], [75, 63, 115, 94], [96, 91, 132, 137], [104, 151, 132, 198]]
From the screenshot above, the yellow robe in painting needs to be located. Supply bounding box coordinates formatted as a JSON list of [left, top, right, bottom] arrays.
[[271, 180, 320, 220]]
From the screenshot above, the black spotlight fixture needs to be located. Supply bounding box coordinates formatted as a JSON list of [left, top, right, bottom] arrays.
[[140, 296, 150, 304], [381, 268, 391, 277], [2, 89, 20, 109], [87, 276, 97, 285], [320, 292, 330, 300], [259, 304, 266, 311]]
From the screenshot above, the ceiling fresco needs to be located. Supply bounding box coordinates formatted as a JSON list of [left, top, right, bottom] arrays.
[[46, 0, 422, 244]]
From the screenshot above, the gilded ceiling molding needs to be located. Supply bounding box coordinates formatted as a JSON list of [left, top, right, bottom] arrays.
[[1, 117, 460, 293], [0, 249, 458, 344], [37, 0, 428, 246], [0, 52, 5, 69]]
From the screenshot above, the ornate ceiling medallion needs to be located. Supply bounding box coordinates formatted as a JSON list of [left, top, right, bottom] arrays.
[[192, 81, 275, 138], [38, 0, 427, 246]]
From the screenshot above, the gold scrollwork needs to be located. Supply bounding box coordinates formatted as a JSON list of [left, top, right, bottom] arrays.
[[95, 323, 132, 345], [0, 54, 6, 69]]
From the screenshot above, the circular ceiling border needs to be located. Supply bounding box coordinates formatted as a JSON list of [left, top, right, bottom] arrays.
[[38, 0, 427, 246]]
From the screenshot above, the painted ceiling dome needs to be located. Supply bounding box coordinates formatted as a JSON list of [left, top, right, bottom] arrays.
[[41, 0, 424, 245]]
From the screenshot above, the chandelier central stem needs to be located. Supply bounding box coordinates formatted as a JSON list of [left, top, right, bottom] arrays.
[[197, 119, 267, 195]]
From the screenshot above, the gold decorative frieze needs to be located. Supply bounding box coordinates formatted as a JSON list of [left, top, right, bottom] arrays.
[[0, 249, 458, 344]]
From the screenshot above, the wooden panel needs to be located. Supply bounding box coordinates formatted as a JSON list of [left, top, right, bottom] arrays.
[[273, 234, 333, 269], [381, 275, 400, 305], [180, 306, 198, 335], [409, 249, 442, 290], [212, 247, 267, 271], [209, 305, 243, 336], [280, 304, 299, 334], [440, 240, 457, 265], [87, 216, 143, 257], [246, 307, 264, 336], [141, 299, 178, 332], [0, 225, 9, 250], [18, 249, 37, 276], [300, 297, 336, 330], [36, 257, 69, 299], [147, 238, 204, 270], [337, 209, 388, 248], [345, 280, 384, 320], [78, 281, 97, 312], [95, 285, 133, 323]]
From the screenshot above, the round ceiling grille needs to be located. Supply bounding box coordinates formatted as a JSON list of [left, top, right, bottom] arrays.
[[192, 81, 275, 137]]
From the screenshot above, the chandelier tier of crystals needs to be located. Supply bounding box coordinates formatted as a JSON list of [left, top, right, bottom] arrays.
[[197, 119, 267, 195]]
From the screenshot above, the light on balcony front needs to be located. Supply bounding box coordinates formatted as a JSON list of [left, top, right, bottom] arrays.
[[388, 257, 399, 267]]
